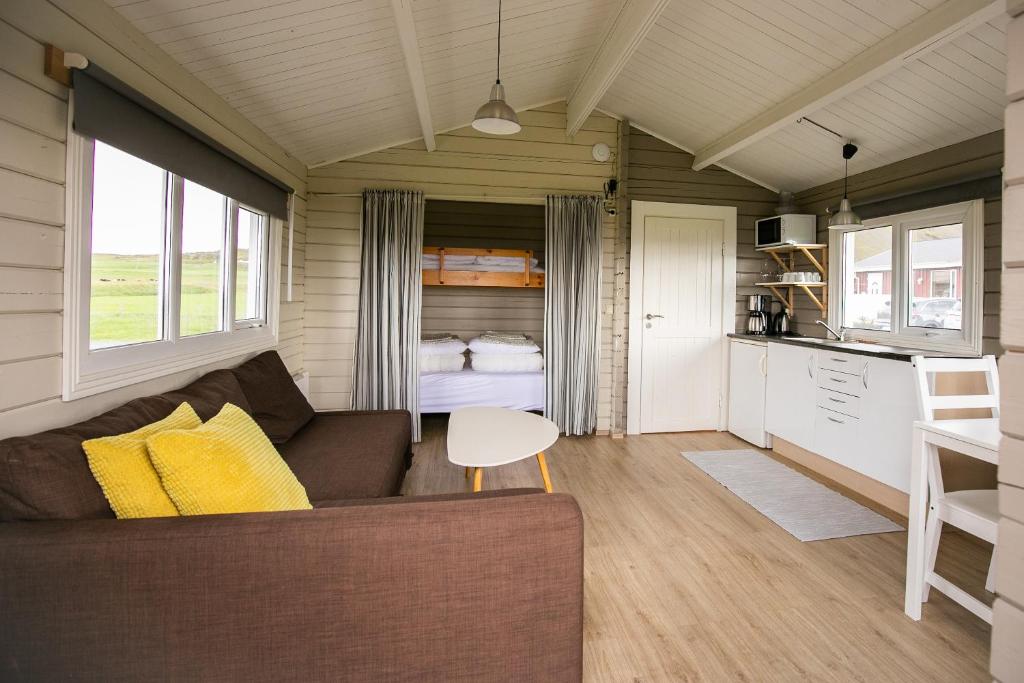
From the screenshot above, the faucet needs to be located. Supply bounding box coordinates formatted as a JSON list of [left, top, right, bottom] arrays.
[[816, 320, 846, 342]]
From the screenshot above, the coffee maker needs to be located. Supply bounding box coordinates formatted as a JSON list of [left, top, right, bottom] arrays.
[[745, 295, 771, 335]]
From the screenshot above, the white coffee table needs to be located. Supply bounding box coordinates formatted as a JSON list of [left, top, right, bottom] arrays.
[[447, 407, 560, 493]]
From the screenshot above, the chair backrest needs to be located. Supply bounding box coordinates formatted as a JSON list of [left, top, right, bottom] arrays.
[[911, 355, 999, 421]]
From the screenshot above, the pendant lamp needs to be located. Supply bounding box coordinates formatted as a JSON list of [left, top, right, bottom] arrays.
[[828, 142, 862, 230], [472, 0, 520, 135]]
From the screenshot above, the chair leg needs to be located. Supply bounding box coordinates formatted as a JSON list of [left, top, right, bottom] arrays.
[[985, 544, 998, 594], [921, 508, 942, 602]]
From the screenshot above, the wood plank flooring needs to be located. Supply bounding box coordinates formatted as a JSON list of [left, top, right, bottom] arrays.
[[404, 416, 993, 682]]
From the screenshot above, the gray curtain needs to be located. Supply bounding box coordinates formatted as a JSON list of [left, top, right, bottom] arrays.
[[353, 189, 424, 441], [544, 195, 602, 436]]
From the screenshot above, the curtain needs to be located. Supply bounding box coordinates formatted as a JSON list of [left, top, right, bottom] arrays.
[[353, 189, 424, 441], [544, 195, 603, 436]]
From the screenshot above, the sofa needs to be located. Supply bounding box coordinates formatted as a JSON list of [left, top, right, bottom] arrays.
[[0, 351, 584, 682]]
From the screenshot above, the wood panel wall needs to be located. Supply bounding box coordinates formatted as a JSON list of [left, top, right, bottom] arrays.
[[0, 3, 306, 439], [421, 201, 544, 343], [305, 102, 617, 428], [993, 2, 1024, 679], [794, 132, 1004, 353]]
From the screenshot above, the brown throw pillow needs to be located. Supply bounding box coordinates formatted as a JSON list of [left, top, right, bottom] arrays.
[[161, 369, 252, 422], [231, 351, 314, 443]]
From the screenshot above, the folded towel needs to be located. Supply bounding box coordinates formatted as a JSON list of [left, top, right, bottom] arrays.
[[421, 354, 467, 374], [469, 336, 540, 355], [421, 333, 457, 343], [420, 339, 468, 356], [471, 353, 544, 373]]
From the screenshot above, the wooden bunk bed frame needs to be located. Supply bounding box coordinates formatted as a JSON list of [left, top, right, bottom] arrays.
[[422, 246, 544, 288]]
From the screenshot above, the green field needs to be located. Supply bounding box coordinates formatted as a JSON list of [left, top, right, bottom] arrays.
[[90, 251, 249, 348]]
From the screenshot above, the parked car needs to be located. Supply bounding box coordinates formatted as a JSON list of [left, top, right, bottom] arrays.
[[874, 300, 891, 330], [944, 301, 962, 330], [910, 298, 958, 328]]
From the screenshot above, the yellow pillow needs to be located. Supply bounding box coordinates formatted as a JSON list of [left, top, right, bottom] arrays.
[[83, 402, 201, 519], [146, 403, 312, 515]]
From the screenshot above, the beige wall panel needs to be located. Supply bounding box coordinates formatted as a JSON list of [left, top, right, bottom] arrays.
[[0, 313, 62, 363], [992, 601, 1024, 682], [0, 120, 66, 183], [0, 218, 64, 269]]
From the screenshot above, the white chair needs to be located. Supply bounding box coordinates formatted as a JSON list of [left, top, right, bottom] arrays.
[[911, 355, 999, 613]]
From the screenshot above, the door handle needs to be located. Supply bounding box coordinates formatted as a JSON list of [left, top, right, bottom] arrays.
[[645, 313, 664, 320]]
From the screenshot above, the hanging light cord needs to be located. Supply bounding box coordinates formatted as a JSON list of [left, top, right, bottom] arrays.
[[496, 0, 502, 84], [844, 156, 848, 198]]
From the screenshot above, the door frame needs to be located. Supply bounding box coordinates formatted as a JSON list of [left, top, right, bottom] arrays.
[[626, 201, 737, 435]]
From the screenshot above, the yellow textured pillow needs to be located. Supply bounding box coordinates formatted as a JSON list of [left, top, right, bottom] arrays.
[[83, 402, 201, 519], [146, 403, 312, 515]]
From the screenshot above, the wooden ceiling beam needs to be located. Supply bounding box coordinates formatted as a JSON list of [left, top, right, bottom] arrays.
[[565, 0, 670, 137], [391, 0, 436, 152], [691, 0, 1007, 172]]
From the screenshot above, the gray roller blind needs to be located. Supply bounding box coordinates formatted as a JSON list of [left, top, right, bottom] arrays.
[[71, 64, 291, 219]]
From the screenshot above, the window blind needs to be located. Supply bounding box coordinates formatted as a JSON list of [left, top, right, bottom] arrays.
[[71, 63, 291, 219]]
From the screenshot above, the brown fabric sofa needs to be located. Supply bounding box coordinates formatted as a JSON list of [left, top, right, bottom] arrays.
[[0, 352, 584, 682]]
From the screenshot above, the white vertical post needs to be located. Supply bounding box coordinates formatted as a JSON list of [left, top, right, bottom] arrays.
[[286, 193, 295, 302]]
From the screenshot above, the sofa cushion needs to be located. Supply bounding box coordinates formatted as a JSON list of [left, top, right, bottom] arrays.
[[161, 369, 252, 422], [0, 396, 176, 521], [231, 351, 314, 443], [83, 402, 201, 519], [278, 410, 412, 501], [147, 404, 312, 515]]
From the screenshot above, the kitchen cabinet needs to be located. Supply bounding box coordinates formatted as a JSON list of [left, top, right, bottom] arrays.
[[764, 341, 919, 494], [855, 356, 917, 492], [765, 342, 817, 451], [728, 339, 771, 448]]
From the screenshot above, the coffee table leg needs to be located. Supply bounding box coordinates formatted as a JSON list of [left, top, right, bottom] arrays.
[[536, 452, 553, 493], [473, 467, 483, 493], [465, 466, 470, 480]]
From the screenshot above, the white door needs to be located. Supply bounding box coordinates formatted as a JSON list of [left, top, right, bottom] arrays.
[[630, 202, 734, 433]]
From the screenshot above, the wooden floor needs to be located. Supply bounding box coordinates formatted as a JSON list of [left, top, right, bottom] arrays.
[[405, 416, 994, 681]]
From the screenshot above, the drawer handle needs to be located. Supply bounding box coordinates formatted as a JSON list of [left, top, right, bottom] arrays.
[[828, 397, 846, 404], [829, 377, 847, 383], [827, 416, 845, 424], [830, 357, 848, 363]]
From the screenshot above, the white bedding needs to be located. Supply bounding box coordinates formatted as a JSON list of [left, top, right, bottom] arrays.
[[422, 254, 543, 273], [470, 352, 543, 372], [419, 370, 545, 413]]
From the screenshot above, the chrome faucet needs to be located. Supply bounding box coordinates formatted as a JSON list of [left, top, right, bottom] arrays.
[[815, 320, 846, 342]]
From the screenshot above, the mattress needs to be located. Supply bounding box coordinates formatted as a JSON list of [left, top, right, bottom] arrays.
[[419, 370, 545, 413]]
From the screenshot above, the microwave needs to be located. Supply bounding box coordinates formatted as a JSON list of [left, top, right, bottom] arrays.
[[755, 213, 817, 249]]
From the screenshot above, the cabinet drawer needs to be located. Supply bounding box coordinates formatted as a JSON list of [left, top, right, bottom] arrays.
[[816, 386, 860, 418], [817, 368, 862, 397], [813, 407, 859, 468], [818, 351, 865, 375]]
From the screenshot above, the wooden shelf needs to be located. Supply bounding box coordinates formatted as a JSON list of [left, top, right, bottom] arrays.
[[754, 243, 829, 314]]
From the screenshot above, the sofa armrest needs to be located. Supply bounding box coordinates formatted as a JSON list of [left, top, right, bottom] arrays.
[[0, 492, 583, 682]]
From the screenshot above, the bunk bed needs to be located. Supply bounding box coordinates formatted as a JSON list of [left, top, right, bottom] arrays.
[[420, 246, 545, 413], [422, 247, 544, 288]]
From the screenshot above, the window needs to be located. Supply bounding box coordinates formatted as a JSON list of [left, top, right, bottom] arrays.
[[65, 138, 278, 400], [829, 200, 982, 354]]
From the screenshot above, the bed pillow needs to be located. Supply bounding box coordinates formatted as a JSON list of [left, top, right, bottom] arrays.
[[420, 339, 468, 356], [471, 353, 544, 373], [420, 354, 466, 374], [468, 337, 541, 355]]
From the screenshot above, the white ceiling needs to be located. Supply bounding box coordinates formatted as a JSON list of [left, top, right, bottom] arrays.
[[105, 0, 1009, 192]]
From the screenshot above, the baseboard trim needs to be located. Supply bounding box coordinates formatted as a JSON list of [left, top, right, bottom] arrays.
[[771, 438, 909, 518]]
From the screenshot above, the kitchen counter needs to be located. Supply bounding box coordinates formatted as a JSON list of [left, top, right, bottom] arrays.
[[727, 333, 970, 362]]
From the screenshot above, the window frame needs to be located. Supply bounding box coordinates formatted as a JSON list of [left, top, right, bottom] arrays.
[[827, 199, 983, 355], [63, 134, 280, 401]]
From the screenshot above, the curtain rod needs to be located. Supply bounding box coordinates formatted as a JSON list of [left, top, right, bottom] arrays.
[[309, 192, 550, 205]]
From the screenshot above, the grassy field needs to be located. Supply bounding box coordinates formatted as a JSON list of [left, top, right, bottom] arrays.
[[90, 252, 249, 348]]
